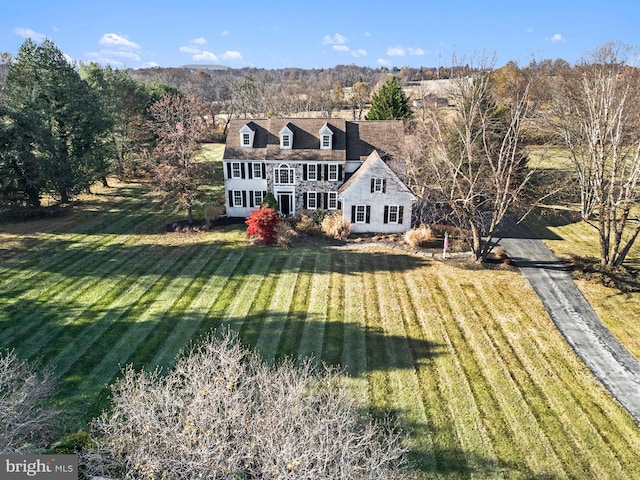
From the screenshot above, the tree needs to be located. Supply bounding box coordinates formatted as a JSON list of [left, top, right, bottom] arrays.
[[246, 207, 279, 244], [3, 39, 111, 203], [0, 350, 57, 453], [404, 59, 543, 261], [147, 93, 210, 221], [552, 42, 640, 268], [347, 81, 371, 120], [366, 76, 411, 120], [85, 330, 413, 479]]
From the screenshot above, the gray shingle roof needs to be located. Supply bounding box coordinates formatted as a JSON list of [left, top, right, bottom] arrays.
[[223, 117, 403, 162]]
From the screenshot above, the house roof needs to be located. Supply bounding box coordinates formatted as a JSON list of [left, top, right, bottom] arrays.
[[338, 150, 416, 199], [223, 117, 404, 162]]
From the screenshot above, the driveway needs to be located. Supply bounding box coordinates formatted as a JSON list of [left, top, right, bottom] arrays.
[[497, 222, 640, 424]]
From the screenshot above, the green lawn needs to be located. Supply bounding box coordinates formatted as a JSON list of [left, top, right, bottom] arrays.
[[2, 180, 640, 478]]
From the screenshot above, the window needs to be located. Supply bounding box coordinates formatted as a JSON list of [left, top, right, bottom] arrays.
[[274, 163, 295, 185], [328, 164, 338, 181], [384, 205, 404, 224], [371, 178, 386, 193], [239, 124, 255, 148], [327, 192, 338, 210], [231, 162, 242, 179], [307, 191, 317, 210], [280, 125, 294, 149], [252, 163, 263, 179], [355, 205, 366, 223], [307, 164, 317, 181], [233, 190, 243, 207], [319, 123, 333, 150], [253, 190, 264, 206]]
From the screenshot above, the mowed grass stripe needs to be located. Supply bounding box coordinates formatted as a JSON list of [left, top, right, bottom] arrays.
[[475, 278, 639, 476], [297, 250, 331, 359], [148, 247, 246, 369], [254, 253, 304, 362]]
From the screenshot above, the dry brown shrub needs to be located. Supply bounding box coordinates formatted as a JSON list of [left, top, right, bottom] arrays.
[[404, 225, 433, 248], [321, 211, 352, 240], [84, 330, 414, 479], [204, 204, 225, 223], [275, 220, 297, 248]]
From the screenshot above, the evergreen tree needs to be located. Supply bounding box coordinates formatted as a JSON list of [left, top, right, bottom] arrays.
[[365, 76, 411, 120], [4, 39, 111, 204]]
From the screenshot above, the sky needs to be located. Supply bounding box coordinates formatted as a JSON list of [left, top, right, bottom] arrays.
[[2, 0, 639, 70]]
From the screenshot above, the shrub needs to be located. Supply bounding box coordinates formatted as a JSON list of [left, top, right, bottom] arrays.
[[85, 330, 414, 480], [0, 350, 57, 453], [321, 211, 352, 240], [260, 192, 279, 210], [246, 208, 279, 245], [203, 204, 225, 224], [289, 210, 322, 236], [274, 220, 297, 248], [404, 225, 434, 248]]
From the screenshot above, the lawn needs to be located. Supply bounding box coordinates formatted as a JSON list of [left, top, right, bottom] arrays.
[[2, 180, 640, 478]]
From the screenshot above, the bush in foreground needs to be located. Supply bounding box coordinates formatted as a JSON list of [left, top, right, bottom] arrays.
[[246, 207, 279, 244], [0, 350, 57, 453], [322, 210, 352, 240], [85, 330, 414, 479]]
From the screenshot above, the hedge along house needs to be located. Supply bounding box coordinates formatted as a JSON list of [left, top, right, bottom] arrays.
[[223, 118, 417, 233]]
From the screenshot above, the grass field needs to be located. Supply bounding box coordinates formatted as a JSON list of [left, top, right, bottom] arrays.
[[2, 180, 640, 478]]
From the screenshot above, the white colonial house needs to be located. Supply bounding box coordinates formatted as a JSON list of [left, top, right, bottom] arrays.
[[223, 118, 416, 233]]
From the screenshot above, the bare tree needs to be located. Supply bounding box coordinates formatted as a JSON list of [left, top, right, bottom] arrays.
[[404, 57, 546, 261], [0, 350, 57, 453], [148, 93, 210, 222], [552, 42, 640, 267], [85, 330, 414, 480]]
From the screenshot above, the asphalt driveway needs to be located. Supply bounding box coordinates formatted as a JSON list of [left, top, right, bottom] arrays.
[[497, 223, 640, 424]]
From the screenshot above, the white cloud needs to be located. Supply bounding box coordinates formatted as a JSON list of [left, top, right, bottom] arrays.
[[333, 45, 350, 52], [193, 50, 220, 62], [377, 58, 391, 66], [13, 27, 47, 42], [192, 37, 207, 45], [221, 30, 230, 37], [322, 33, 348, 45], [99, 33, 140, 49], [220, 50, 242, 60], [364, 32, 371, 37], [353, 48, 367, 57], [100, 49, 141, 61], [387, 46, 405, 57], [526, 27, 534, 33], [547, 33, 565, 43], [180, 46, 200, 54], [142, 61, 160, 68], [407, 47, 425, 56]]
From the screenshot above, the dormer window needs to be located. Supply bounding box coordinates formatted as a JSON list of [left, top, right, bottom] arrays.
[[319, 123, 333, 150], [239, 124, 255, 148], [280, 125, 294, 150]]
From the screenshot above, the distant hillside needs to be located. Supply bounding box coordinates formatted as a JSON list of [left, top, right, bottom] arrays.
[[180, 64, 231, 71]]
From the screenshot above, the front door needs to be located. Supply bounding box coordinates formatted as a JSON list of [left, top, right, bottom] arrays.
[[278, 193, 293, 216]]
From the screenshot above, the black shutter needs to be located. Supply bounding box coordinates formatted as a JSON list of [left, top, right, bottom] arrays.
[[338, 165, 343, 181], [262, 163, 266, 178], [241, 191, 247, 207], [371, 179, 375, 193], [228, 190, 233, 207], [303, 193, 307, 209], [351, 205, 356, 222], [248, 164, 253, 179], [226, 163, 232, 179], [398, 206, 404, 224], [317, 192, 322, 208], [383, 179, 387, 193], [249, 191, 254, 208], [383, 206, 389, 224], [303, 164, 307, 180], [317, 164, 322, 180], [324, 165, 329, 181], [338, 201, 342, 210], [241, 163, 246, 179], [323, 193, 328, 209], [365, 206, 371, 224]]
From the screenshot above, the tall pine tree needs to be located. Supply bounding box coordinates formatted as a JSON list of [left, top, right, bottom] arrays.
[[366, 76, 411, 120]]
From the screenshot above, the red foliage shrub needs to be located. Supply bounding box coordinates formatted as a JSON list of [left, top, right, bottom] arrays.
[[245, 208, 279, 244]]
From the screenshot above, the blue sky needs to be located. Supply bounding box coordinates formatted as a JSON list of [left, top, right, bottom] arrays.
[[2, 1, 638, 70]]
